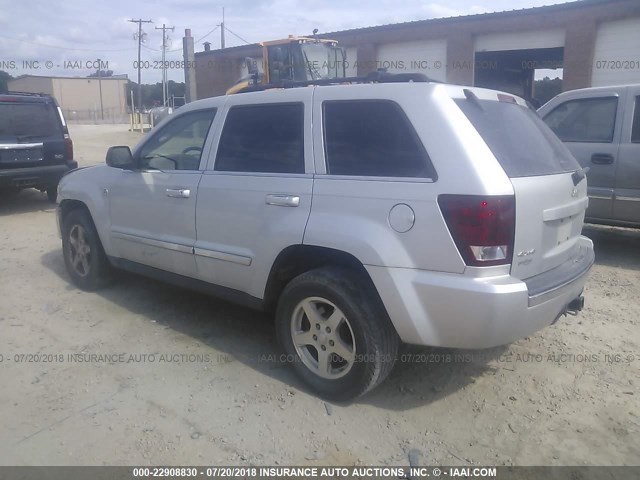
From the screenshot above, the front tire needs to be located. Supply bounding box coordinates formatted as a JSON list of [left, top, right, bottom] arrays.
[[276, 267, 399, 401], [61, 209, 112, 290]]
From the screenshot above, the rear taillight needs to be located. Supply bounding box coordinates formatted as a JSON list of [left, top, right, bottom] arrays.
[[64, 134, 73, 161], [438, 195, 515, 267]]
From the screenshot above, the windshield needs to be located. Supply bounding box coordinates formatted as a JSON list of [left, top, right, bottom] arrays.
[[455, 98, 580, 178], [301, 43, 345, 80], [0, 102, 62, 141]]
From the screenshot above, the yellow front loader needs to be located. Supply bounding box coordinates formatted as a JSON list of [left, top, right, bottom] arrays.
[[226, 35, 347, 94]]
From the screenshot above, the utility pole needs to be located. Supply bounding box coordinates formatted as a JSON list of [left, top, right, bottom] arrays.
[[96, 58, 104, 120], [220, 7, 225, 49], [129, 18, 152, 115], [155, 23, 174, 106]]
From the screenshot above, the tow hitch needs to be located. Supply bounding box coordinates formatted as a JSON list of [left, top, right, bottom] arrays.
[[552, 295, 584, 324]]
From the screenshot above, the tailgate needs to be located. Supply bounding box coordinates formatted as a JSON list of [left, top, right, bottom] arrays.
[[454, 90, 586, 280], [510, 172, 588, 280], [0, 100, 65, 168]]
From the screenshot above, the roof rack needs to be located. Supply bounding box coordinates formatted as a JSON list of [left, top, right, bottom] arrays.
[[236, 71, 438, 93]]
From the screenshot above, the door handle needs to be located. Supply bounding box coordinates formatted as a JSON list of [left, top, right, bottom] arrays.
[[166, 188, 191, 198], [591, 153, 614, 165], [265, 194, 300, 207]]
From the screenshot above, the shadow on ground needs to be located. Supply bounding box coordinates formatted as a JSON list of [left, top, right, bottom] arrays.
[[40, 249, 506, 410], [40, 224, 637, 407], [0, 189, 55, 217], [583, 224, 640, 271]]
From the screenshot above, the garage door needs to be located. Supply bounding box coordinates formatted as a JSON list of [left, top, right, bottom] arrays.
[[344, 47, 358, 77], [475, 29, 565, 52], [376, 40, 447, 81], [592, 18, 640, 87]]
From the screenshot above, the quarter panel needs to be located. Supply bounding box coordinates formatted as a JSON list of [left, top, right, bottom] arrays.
[[305, 178, 465, 272]]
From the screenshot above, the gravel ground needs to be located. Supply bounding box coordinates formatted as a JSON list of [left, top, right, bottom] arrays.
[[0, 124, 638, 466]]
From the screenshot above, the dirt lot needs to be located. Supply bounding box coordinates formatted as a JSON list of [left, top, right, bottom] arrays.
[[0, 124, 638, 466]]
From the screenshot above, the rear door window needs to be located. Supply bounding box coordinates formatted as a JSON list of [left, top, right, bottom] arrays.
[[0, 102, 61, 140], [323, 100, 436, 178], [456, 98, 580, 178], [542, 97, 618, 143], [215, 103, 305, 174]]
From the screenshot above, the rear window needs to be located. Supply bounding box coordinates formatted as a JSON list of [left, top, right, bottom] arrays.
[[323, 100, 436, 178], [455, 98, 580, 178], [0, 102, 62, 140]]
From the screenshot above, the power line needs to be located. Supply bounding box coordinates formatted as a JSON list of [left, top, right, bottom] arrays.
[[195, 25, 220, 45], [161, 25, 222, 53], [223, 26, 252, 45], [129, 18, 153, 114]]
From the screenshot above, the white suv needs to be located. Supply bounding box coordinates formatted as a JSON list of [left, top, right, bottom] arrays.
[[57, 78, 594, 400]]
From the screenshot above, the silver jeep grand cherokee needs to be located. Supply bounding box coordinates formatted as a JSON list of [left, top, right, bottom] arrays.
[[56, 79, 594, 400]]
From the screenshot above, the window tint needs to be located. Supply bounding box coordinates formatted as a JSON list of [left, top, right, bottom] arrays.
[[323, 101, 435, 178], [215, 103, 304, 174], [139, 109, 216, 171], [0, 102, 61, 139], [456, 99, 580, 178], [632, 96, 640, 143], [543, 97, 618, 143]]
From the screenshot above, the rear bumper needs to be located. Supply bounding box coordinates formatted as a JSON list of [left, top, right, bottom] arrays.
[[0, 162, 78, 188], [367, 236, 594, 349]]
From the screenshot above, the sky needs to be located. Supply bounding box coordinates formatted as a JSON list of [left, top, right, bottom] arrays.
[[0, 0, 575, 84]]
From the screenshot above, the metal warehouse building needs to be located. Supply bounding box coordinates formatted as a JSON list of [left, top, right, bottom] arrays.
[[7, 75, 129, 122], [193, 0, 640, 101]]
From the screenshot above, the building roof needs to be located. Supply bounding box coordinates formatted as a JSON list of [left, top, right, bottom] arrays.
[[321, 0, 617, 37], [194, 0, 625, 56]]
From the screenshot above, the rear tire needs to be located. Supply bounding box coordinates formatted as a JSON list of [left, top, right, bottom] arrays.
[[61, 209, 113, 290], [276, 267, 399, 401]]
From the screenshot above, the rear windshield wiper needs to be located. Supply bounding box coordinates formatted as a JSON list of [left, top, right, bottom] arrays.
[[463, 89, 484, 111], [572, 167, 590, 186]]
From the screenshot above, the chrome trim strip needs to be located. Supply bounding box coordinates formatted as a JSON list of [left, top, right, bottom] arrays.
[[111, 231, 193, 254], [616, 196, 640, 202], [203, 171, 313, 179], [588, 195, 611, 200], [0, 143, 44, 150], [314, 174, 435, 183], [194, 247, 252, 266]]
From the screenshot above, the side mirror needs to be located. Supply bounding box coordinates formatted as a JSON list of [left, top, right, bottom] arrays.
[[106, 146, 134, 169]]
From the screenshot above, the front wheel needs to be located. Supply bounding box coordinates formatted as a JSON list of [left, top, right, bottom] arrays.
[[61, 209, 113, 290], [276, 267, 399, 401]]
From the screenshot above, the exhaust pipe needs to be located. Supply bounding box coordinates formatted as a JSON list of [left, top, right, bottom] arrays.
[[565, 295, 585, 316]]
